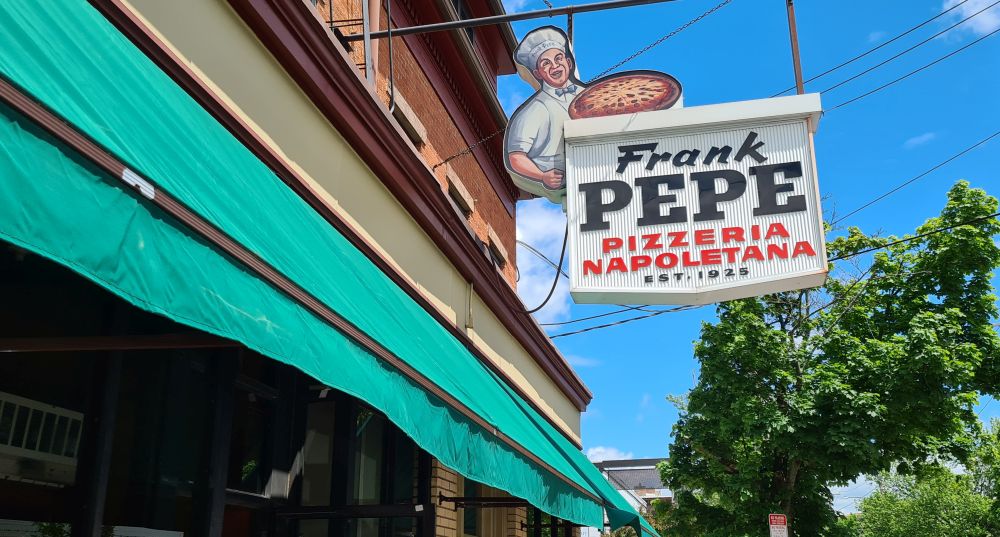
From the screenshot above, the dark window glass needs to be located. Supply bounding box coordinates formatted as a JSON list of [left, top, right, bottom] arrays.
[[102, 351, 213, 535], [352, 406, 385, 505], [226, 390, 273, 494], [301, 399, 336, 506]]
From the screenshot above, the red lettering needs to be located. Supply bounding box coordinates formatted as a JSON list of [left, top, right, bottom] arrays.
[[791, 241, 817, 258], [751, 225, 761, 240], [742, 245, 764, 262], [631, 255, 652, 271], [628, 236, 637, 251], [721, 247, 741, 263], [682, 251, 701, 266], [642, 234, 663, 251], [602, 237, 623, 254], [655, 252, 678, 269], [701, 249, 722, 265], [582, 259, 603, 275], [668, 231, 689, 247], [765, 223, 790, 239], [607, 257, 628, 273], [721, 227, 745, 243], [694, 229, 715, 245], [767, 243, 789, 259]]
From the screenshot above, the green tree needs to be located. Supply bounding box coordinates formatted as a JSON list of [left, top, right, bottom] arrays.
[[848, 468, 994, 537], [662, 181, 1000, 536]]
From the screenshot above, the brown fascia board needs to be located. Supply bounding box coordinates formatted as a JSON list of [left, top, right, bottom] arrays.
[[88, 0, 591, 418]]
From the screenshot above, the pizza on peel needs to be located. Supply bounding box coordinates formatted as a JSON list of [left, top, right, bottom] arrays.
[[569, 72, 682, 119]]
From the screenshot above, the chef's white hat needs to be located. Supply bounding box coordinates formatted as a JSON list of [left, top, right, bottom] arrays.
[[514, 27, 568, 71]]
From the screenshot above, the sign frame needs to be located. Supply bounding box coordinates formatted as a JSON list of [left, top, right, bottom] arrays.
[[563, 93, 826, 305]]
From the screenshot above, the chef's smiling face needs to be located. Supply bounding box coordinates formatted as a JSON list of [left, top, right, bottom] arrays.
[[533, 48, 573, 88]]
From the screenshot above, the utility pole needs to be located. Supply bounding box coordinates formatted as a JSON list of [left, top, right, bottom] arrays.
[[785, 0, 805, 95]]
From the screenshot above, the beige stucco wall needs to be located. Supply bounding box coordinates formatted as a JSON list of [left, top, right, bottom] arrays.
[[120, 0, 581, 440]]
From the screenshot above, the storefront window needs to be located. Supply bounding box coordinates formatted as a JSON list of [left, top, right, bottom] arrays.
[[0, 353, 93, 530], [102, 351, 213, 536]]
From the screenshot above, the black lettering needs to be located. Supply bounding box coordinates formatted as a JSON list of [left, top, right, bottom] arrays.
[[734, 131, 768, 164], [691, 170, 747, 222], [579, 181, 634, 231], [672, 149, 701, 167], [703, 145, 732, 165], [751, 161, 806, 216], [645, 151, 673, 170], [635, 174, 686, 227], [616, 143, 658, 173]]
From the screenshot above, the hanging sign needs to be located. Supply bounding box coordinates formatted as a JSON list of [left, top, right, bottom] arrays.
[[504, 26, 682, 204], [563, 94, 827, 305]]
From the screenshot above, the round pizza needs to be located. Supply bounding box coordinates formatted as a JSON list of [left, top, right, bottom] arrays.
[[569, 71, 682, 119]]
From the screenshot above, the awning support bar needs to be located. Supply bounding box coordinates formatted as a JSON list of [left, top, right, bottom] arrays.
[[343, 0, 677, 41]]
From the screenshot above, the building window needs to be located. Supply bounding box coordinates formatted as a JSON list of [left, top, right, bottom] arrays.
[[391, 92, 427, 147], [446, 168, 475, 219], [486, 226, 508, 269], [452, 0, 474, 42]]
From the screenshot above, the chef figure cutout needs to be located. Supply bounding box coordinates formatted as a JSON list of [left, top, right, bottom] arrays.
[[505, 26, 683, 204], [505, 26, 584, 204]]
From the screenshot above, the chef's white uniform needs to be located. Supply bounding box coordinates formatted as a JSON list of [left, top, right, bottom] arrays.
[[505, 82, 584, 201]]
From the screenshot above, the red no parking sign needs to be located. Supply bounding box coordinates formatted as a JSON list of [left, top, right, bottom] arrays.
[[769, 514, 788, 537]]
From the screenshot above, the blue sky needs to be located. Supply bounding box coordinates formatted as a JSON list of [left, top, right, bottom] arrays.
[[505, 0, 1000, 511]]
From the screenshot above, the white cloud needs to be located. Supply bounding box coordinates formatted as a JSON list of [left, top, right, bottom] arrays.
[[566, 355, 601, 368], [586, 446, 634, 462], [903, 131, 937, 149], [640, 393, 652, 407], [503, 0, 529, 13], [943, 0, 1000, 37], [516, 199, 571, 324], [867, 30, 886, 43]]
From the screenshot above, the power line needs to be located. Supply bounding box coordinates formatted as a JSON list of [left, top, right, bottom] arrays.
[[829, 211, 1000, 262], [431, 0, 734, 169], [549, 304, 701, 338], [770, 0, 975, 97], [524, 226, 568, 313], [820, 0, 1000, 95], [547, 211, 1000, 337], [832, 130, 1000, 225], [540, 304, 656, 326], [517, 239, 569, 277], [828, 26, 1000, 111], [591, 0, 735, 80]]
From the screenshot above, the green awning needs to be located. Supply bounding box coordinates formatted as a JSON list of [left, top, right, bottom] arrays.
[[0, 0, 653, 533]]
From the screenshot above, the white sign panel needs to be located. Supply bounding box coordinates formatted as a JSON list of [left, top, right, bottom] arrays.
[[564, 94, 827, 305], [769, 514, 788, 537]]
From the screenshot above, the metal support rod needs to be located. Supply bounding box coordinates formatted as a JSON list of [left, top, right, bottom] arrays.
[[387, 0, 396, 112], [567, 13, 574, 49], [362, 0, 374, 84], [344, 0, 678, 41], [785, 0, 805, 95]]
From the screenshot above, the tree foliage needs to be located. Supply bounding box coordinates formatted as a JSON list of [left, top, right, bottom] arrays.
[[661, 181, 1000, 536], [845, 467, 995, 537]]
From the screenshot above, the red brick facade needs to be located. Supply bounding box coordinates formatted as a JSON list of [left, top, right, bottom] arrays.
[[315, 0, 519, 285]]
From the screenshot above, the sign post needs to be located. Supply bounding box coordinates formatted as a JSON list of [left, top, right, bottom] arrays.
[[769, 513, 788, 537], [563, 93, 826, 305]]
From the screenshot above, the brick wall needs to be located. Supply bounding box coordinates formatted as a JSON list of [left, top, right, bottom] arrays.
[[432, 459, 461, 537], [316, 0, 518, 286]]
